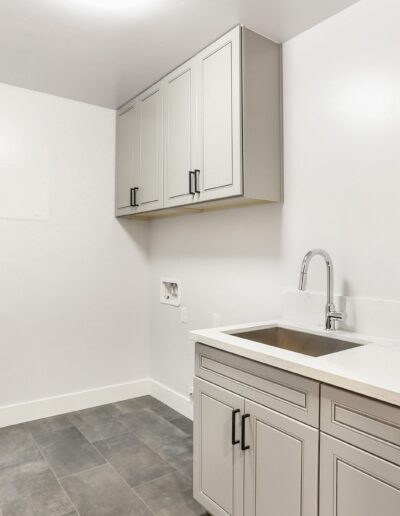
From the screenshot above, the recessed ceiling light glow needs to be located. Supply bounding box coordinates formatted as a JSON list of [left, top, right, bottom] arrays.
[[78, 0, 146, 9], [62, 0, 164, 14]]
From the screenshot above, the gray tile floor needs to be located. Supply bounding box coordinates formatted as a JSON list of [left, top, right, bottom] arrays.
[[0, 396, 208, 516]]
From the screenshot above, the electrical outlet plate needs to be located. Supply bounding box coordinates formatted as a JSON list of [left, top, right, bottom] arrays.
[[160, 278, 181, 306], [188, 385, 194, 398], [213, 313, 221, 327], [181, 306, 188, 323]]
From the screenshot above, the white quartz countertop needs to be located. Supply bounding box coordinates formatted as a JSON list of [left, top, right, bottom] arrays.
[[190, 320, 400, 407]]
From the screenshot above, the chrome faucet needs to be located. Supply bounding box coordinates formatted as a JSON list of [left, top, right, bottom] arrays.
[[298, 249, 344, 331]]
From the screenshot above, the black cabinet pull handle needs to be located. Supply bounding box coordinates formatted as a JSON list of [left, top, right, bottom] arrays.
[[189, 171, 195, 195], [130, 187, 139, 207], [232, 409, 240, 445], [194, 169, 200, 194], [241, 414, 250, 451]]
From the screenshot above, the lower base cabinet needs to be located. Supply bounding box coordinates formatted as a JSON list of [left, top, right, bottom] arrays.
[[320, 434, 400, 516], [193, 377, 319, 516], [193, 378, 244, 516], [244, 400, 318, 516], [193, 344, 400, 516]]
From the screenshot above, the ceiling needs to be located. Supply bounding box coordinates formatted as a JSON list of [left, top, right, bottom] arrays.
[[0, 0, 359, 108]]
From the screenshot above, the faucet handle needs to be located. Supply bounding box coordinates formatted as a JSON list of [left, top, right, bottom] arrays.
[[329, 311, 344, 321], [326, 310, 344, 330]]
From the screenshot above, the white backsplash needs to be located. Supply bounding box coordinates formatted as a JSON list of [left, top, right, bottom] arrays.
[[282, 289, 400, 342]]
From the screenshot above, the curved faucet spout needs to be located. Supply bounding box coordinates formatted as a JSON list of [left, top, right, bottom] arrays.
[[298, 249, 343, 331]]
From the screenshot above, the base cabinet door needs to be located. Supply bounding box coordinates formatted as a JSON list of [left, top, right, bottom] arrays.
[[320, 434, 400, 516], [244, 400, 319, 516], [193, 378, 244, 516]]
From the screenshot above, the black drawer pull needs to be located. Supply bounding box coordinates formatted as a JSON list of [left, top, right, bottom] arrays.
[[189, 171, 195, 195], [241, 414, 250, 451], [194, 169, 200, 194], [232, 409, 240, 446], [130, 187, 139, 207]]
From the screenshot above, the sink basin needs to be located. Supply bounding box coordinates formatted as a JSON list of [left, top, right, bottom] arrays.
[[231, 326, 362, 357]]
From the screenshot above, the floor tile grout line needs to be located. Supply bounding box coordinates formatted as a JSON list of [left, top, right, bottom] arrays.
[[29, 403, 188, 490], [27, 421, 107, 478], [131, 471, 206, 516], [64, 409, 157, 514], [89, 438, 158, 516], [105, 398, 184, 426], [12, 398, 194, 515], [90, 428, 163, 466], [65, 401, 187, 448], [105, 403, 200, 507], [90, 429, 140, 447], [32, 411, 127, 453], [26, 426, 82, 516], [134, 470, 181, 490], [110, 406, 190, 444], [92, 427, 194, 490], [169, 415, 194, 430], [68, 421, 169, 486], [57, 462, 110, 482], [115, 416, 192, 473], [65, 405, 131, 436], [89, 399, 194, 514], [130, 489, 158, 516], [0, 424, 46, 474], [133, 437, 193, 483], [132, 469, 180, 490], [90, 427, 193, 486], [105, 404, 195, 482]]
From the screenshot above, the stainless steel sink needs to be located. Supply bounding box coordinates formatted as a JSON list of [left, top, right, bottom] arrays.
[[231, 326, 362, 357]]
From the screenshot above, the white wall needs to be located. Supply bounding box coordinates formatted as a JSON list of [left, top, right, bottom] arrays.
[[282, 0, 400, 299], [149, 205, 284, 402], [2, 0, 399, 423], [0, 84, 150, 415], [149, 0, 400, 412]]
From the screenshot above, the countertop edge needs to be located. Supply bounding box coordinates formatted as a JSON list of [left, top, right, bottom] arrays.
[[190, 322, 400, 407]]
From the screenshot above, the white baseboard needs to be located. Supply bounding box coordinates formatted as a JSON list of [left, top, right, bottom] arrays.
[[0, 377, 193, 428], [0, 378, 151, 428], [151, 380, 193, 420]]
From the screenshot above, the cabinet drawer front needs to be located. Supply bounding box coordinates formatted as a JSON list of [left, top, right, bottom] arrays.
[[195, 343, 319, 427], [321, 385, 400, 465]]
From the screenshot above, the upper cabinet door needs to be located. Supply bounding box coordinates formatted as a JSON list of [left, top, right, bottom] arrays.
[[244, 400, 319, 516], [163, 60, 198, 207], [136, 82, 163, 213], [196, 26, 242, 202], [115, 101, 138, 215]]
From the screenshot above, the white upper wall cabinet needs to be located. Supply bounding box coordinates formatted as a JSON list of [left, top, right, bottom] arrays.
[[115, 82, 163, 215], [115, 101, 138, 215], [163, 59, 197, 208], [136, 82, 163, 212], [197, 27, 242, 202], [115, 26, 282, 218]]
